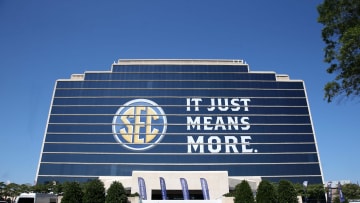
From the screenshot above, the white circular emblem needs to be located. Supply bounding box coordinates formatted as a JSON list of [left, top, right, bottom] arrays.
[[112, 99, 167, 150]]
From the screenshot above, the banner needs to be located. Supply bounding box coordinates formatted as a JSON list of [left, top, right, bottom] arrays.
[[200, 178, 210, 200], [180, 178, 190, 200], [138, 177, 147, 200], [160, 177, 167, 200], [338, 182, 345, 203]]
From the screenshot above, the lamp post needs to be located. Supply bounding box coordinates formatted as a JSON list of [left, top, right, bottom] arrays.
[[303, 181, 308, 203], [327, 181, 332, 203]]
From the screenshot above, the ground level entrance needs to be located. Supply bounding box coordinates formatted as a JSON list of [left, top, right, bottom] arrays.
[[151, 190, 204, 200]]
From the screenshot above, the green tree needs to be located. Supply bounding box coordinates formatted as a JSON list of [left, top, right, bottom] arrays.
[[256, 180, 277, 203], [333, 196, 349, 203], [52, 182, 63, 195], [33, 181, 63, 195], [0, 182, 6, 200], [61, 182, 83, 203], [234, 180, 255, 203], [277, 180, 298, 203], [317, 0, 360, 102], [342, 183, 360, 199], [82, 179, 105, 203], [32, 183, 49, 193], [4, 183, 21, 202], [105, 181, 127, 203], [18, 184, 31, 194], [293, 183, 305, 197], [307, 184, 326, 203]]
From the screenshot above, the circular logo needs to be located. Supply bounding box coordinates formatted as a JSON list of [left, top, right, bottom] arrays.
[[112, 99, 167, 150]]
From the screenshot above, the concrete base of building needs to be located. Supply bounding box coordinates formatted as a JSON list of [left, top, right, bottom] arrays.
[[99, 171, 262, 202]]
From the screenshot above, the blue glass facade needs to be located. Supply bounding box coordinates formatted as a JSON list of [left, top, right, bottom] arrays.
[[36, 60, 323, 184]]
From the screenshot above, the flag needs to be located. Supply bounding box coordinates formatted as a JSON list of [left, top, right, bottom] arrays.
[[138, 177, 147, 200], [180, 178, 190, 200], [338, 182, 345, 203], [200, 178, 210, 200], [160, 177, 167, 200]]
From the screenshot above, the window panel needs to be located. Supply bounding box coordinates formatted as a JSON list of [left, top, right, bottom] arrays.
[[84, 72, 276, 81], [42, 153, 319, 163], [53, 97, 309, 106], [56, 81, 304, 89], [111, 65, 249, 73], [38, 163, 321, 176], [54, 89, 306, 97], [42, 142, 316, 153], [44, 133, 315, 143]]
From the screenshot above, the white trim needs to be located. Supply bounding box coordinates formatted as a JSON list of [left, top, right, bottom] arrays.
[[34, 81, 58, 184], [302, 81, 325, 183]]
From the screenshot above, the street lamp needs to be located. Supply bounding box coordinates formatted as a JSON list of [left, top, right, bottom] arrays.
[[303, 181, 308, 203], [327, 181, 332, 203]]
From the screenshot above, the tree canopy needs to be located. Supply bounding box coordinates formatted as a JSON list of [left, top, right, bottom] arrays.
[[61, 182, 83, 203], [277, 180, 298, 203], [234, 180, 255, 203], [307, 184, 326, 202], [105, 181, 127, 203], [342, 183, 360, 200], [256, 180, 277, 203], [317, 0, 360, 102], [82, 179, 105, 203]]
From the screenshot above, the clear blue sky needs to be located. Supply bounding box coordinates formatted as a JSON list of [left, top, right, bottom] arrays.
[[0, 0, 359, 185]]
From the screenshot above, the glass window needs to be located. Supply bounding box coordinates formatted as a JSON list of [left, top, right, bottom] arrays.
[[111, 65, 249, 73], [84, 72, 276, 81], [54, 89, 306, 98], [41, 153, 319, 164], [56, 80, 304, 89], [52, 97, 309, 106], [42, 141, 316, 153], [38, 163, 321, 176]]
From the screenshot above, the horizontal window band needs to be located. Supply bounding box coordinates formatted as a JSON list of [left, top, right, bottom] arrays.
[[40, 162, 320, 165], [42, 151, 318, 155], [37, 163, 322, 176]]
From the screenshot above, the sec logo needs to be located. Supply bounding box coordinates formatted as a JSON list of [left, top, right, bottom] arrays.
[[112, 99, 167, 150]]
